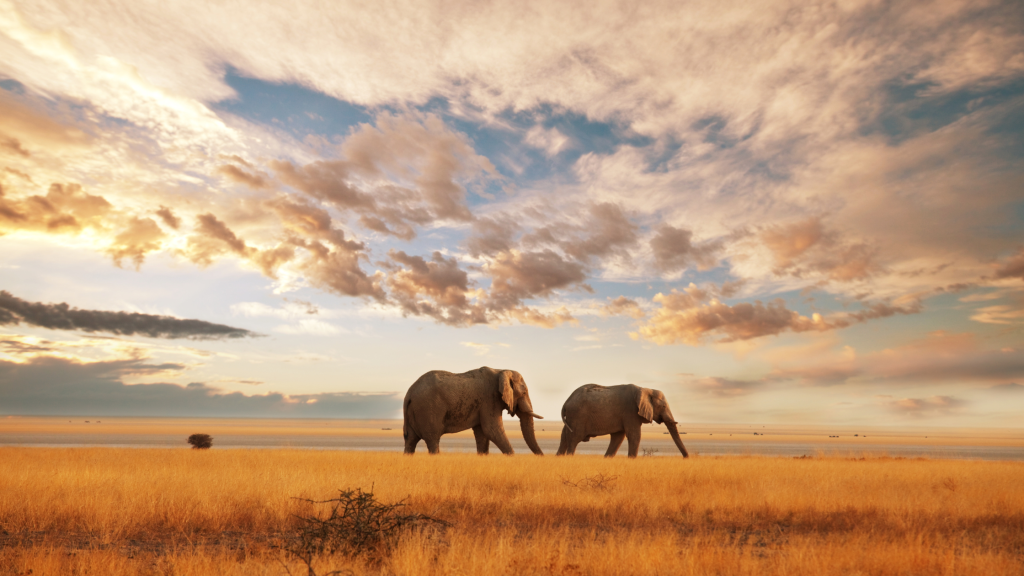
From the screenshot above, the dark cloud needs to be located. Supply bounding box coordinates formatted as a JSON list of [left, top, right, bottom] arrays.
[[994, 247, 1024, 280], [0, 356, 401, 417], [650, 224, 719, 273], [0, 290, 258, 339], [990, 382, 1023, 392]]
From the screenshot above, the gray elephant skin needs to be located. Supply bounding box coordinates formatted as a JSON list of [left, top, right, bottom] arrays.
[[403, 366, 545, 455], [557, 384, 689, 458]]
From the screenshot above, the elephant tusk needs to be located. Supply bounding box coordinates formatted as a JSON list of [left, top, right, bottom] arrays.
[[524, 411, 544, 419]]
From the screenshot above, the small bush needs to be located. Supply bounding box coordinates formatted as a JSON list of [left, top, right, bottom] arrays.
[[560, 473, 617, 490], [287, 487, 447, 572], [187, 434, 213, 449]]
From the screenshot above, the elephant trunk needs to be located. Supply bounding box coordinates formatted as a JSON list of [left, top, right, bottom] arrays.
[[519, 413, 544, 455], [665, 421, 689, 458]]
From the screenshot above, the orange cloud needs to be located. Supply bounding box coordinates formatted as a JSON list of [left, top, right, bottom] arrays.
[[633, 283, 920, 345], [602, 296, 645, 319]]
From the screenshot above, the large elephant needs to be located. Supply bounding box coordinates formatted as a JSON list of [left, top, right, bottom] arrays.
[[403, 366, 545, 455], [556, 384, 688, 458]]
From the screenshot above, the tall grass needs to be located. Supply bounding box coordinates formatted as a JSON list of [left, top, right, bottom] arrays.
[[1, 447, 1022, 575]]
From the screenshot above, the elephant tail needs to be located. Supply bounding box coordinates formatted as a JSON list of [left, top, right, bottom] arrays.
[[403, 397, 412, 441], [561, 405, 573, 433]]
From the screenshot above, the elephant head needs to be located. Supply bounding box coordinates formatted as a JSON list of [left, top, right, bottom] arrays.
[[636, 387, 689, 457], [498, 370, 545, 455]]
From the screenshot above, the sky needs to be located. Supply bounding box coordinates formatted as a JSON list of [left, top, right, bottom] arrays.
[[1, 0, 1022, 427]]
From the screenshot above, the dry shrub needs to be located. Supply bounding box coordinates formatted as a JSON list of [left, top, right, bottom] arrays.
[[286, 487, 447, 574], [187, 434, 213, 449]]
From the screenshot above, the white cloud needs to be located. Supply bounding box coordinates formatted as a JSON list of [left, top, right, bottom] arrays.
[[274, 319, 345, 336], [461, 341, 510, 356], [524, 125, 571, 156]]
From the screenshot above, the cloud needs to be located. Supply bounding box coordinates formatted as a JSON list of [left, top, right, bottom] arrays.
[[0, 290, 258, 339], [466, 214, 518, 258], [231, 301, 322, 320], [632, 283, 920, 345], [691, 376, 769, 397], [994, 247, 1024, 280], [969, 305, 1024, 324], [0, 91, 92, 155], [989, 382, 1023, 392], [759, 217, 879, 281], [484, 249, 586, 317], [884, 395, 968, 417], [524, 125, 572, 156], [521, 202, 638, 264], [385, 250, 483, 326], [0, 355, 401, 417], [105, 216, 165, 268], [272, 113, 497, 240], [461, 341, 509, 356], [756, 331, 1024, 387], [216, 163, 272, 190], [0, 182, 112, 235], [601, 296, 645, 319], [274, 319, 344, 336], [650, 224, 719, 273], [154, 206, 181, 230]]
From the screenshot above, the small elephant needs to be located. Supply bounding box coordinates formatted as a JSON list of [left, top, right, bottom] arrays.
[[557, 384, 688, 458], [403, 366, 544, 455]]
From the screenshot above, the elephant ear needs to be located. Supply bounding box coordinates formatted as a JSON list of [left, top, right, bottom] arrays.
[[498, 370, 515, 413], [636, 387, 654, 423]]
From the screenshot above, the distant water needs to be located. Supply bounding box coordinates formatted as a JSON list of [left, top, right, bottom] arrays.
[[2, 432, 1021, 460]]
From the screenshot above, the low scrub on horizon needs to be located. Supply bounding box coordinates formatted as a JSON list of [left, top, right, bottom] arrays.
[[0, 447, 1022, 575]]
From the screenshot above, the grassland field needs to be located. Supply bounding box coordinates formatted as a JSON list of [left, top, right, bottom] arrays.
[[1, 446, 1023, 576]]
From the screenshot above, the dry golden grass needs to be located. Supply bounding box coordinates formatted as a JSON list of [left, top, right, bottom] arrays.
[[1, 447, 1022, 575]]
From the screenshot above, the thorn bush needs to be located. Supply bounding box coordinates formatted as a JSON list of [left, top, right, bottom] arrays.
[[187, 434, 213, 449], [286, 487, 448, 572]]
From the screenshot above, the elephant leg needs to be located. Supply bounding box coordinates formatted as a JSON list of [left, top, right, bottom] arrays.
[[483, 420, 515, 455], [472, 425, 490, 454], [404, 429, 422, 454], [625, 425, 642, 458], [557, 426, 570, 455], [424, 434, 441, 454], [605, 431, 625, 458]]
